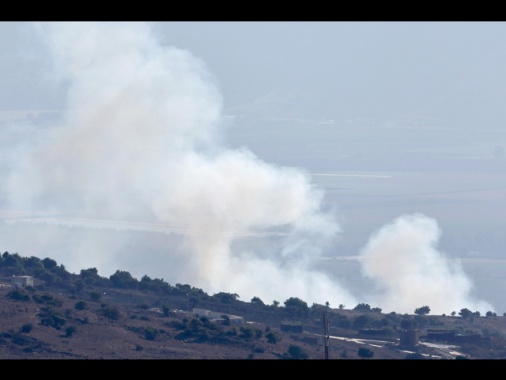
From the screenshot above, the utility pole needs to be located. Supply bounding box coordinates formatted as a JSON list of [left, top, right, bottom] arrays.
[[323, 306, 330, 359]]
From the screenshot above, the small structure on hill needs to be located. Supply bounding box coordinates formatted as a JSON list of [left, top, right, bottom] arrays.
[[192, 308, 244, 325], [426, 328, 455, 341], [399, 328, 419, 348], [11, 275, 33, 289], [280, 321, 303, 333]]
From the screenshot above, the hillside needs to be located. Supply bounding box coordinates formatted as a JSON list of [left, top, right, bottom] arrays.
[[1, 251, 506, 360]]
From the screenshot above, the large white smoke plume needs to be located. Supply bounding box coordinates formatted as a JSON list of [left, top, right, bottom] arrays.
[[0, 22, 494, 314], [1, 22, 357, 308]]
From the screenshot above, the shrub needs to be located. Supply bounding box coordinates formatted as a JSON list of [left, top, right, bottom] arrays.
[[144, 327, 159, 341], [65, 326, 76, 337], [6, 290, 30, 301], [354, 303, 371, 312], [19, 324, 33, 334], [358, 347, 374, 359], [266, 332, 281, 344], [226, 327, 237, 336], [101, 306, 121, 320], [89, 291, 102, 302], [74, 301, 87, 310], [239, 326, 254, 339], [286, 345, 309, 359], [32, 293, 63, 307], [38, 308, 66, 330]]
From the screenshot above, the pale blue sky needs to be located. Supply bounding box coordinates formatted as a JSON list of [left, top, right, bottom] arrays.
[[154, 21, 506, 126], [2, 21, 506, 126]]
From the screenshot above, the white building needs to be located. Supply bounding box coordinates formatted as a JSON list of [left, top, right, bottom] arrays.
[[11, 276, 34, 289], [192, 308, 244, 325]]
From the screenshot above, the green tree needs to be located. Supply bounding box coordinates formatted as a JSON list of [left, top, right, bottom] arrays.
[[414, 306, 431, 315], [239, 326, 254, 340], [459, 308, 473, 319], [353, 303, 371, 312], [358, 347, 374, 359], [251, 296, 265, 306], [6, 290, 30, 301], [413, 315, 429, 328], [20, 323, 33, 334], [284, 297, 309, 319], [1, 252, 25, 273], [144, 327, 159, 341], [65, 326, 76, 337], [74, 301, 87, 310], [334, 314, 351, 329], [24, 256, 44, 272], [400, 318, 416, 330], [265, 331, 281, 344], [189, 295, 199, 309], [89, 291, 102, 302], [213, 292, 239, 304], [353, 314, 372, 329], [38, 307, 66, 330], [286, 345, 309, 359], [139, 275, 169, 294], [42, 257, 58, 270], [109, 270, 138, 289], [101, 305, 121, 320], [32, 293, 63, 307]]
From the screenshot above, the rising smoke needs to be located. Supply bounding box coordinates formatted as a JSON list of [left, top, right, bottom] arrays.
[[1, 22, 357, 308], [0, 22, 494, 314], [358, 213, 494, 314]]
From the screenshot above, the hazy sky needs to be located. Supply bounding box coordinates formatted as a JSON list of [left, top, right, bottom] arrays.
[[0, 21, 504, 315], [3, 21, 506, 125], [151, 22, 506, 126]]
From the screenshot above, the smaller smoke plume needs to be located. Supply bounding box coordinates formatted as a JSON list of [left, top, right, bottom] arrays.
[[358, 213, 494, 314]]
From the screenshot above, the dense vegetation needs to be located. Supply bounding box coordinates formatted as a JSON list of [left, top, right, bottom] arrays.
[[2, 251, 505, 359], [0, 251, 496, 329]]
